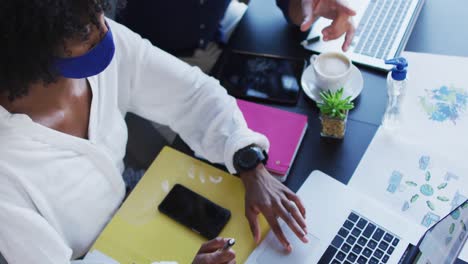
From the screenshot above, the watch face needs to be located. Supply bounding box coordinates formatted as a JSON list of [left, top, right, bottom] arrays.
[[240, 149, 260, 168], [234, 146, 266, 173]]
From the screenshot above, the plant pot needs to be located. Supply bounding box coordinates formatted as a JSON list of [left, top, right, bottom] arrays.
[[320, 111, 348, 139]]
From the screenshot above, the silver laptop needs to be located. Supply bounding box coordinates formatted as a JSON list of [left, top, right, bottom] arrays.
[[303, 0, 426, 71], [315, 199, 468, 264], [246, 171, 467, 264]]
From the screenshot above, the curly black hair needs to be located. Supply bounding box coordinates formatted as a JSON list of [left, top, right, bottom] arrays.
[[0, 0, 125, 101]]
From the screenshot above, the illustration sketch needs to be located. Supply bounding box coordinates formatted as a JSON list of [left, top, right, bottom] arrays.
[[386, 155, 466, 227], [419, 85, 468, 124]]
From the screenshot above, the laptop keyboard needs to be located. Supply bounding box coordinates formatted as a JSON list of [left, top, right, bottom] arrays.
[[318, 212, 400, 264], [353, 0, 413, 60]]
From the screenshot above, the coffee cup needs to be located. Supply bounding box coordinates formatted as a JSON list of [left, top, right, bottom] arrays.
[[310, 52, 352, 93]]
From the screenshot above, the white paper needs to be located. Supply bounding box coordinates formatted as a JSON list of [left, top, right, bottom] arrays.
[[350, 128, 468, 226], [349, 128, 468, 260], [396, 52, 468, 152], [349, 52, 468, 261]]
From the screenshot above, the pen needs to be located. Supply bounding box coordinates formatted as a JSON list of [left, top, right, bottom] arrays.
[[222, 238, 236, 251], [300, 35, 320, 46]]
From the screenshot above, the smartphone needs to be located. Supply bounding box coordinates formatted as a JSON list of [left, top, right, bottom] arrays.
[[214, 50, 306, 105], [158, 184, 231, 239]]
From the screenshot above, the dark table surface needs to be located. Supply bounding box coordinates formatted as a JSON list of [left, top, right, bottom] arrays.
[[173, 1, 467, 262], [176, 0, 468, 190]]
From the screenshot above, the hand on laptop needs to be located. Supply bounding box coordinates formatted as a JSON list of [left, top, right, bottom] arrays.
[[192, 237, 236, 264], [240, 164, 308, 252], [289, 0, 356, 51]]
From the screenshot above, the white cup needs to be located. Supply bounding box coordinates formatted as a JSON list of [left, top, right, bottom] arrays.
[[310, 52, 352, 93]]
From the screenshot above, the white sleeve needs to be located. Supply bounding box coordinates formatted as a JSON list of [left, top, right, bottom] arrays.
[[0, 201, 73, 264], [110, 20, 269, 173]]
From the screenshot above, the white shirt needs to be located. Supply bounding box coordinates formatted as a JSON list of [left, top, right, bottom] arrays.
[[0, 19, 268, 264]]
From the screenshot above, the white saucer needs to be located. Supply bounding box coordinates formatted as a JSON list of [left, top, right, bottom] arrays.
[[301, 64, 364, 103]]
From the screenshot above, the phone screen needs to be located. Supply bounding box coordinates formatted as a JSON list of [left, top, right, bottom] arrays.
[[215, 50, 306, 105], [158, 184, 231, 239]]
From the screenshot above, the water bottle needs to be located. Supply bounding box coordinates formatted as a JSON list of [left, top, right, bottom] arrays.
[[382, 57, 408, 128]]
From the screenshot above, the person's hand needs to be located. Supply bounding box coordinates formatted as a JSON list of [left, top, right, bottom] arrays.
[[240, 164, 308, 253], [290, 0, 356, 51], [192, 237, 236, 264]]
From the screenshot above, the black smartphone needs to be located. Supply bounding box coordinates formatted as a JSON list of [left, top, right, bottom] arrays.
[[214, 50, 306, 105], [158, 184, 231, 239]]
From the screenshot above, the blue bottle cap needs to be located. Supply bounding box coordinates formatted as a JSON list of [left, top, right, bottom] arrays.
[[385, 57, 408, 81]]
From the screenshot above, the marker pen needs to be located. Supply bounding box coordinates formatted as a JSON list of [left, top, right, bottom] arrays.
[[222, 238, 236, 251], [300, 35, 320, 46]]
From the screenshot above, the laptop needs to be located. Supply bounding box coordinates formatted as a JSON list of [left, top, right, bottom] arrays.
[[245, 170, 468, 264], [303, 0, 426, 71]]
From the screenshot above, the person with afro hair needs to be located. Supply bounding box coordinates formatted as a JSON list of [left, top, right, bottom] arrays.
[[0, 1, 309, 263]]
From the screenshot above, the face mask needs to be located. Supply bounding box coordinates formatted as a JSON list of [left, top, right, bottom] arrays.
[[54, 23, 115, 79]]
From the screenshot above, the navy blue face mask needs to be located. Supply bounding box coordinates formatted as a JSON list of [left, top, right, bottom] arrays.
[[54, 23, 115, 79]]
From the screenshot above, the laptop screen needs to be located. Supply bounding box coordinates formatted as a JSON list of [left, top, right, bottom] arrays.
[[415, 200, 468, 264]]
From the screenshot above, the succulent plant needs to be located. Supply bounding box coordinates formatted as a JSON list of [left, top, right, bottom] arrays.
[[317, 88, 354, 119]]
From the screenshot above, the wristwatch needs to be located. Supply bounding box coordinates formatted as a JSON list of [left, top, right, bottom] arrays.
[[233, 145, 268, 174]]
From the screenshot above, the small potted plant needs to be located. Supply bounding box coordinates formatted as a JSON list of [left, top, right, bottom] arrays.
[[317, 88, 354, 139]]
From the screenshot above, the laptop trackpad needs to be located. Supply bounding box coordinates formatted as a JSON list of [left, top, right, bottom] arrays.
[[256, 227, 322, 264]]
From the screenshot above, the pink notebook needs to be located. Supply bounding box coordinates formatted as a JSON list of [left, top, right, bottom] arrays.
[[236, 99, 308, 181]]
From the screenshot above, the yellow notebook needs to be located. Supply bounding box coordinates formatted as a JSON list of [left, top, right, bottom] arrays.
[[91, 146, 269, 263]]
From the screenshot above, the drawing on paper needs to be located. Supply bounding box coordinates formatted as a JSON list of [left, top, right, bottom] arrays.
[[451, 191, 467, 210], [419, 85, 468, 124], [386, 155, 466, 227]]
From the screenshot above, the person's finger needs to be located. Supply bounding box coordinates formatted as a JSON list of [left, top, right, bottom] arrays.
[[342, 18, 355, 51], [276, 201, 308, 243], [214, 249, 236, 263], [198, 237, 228, 254], [201, 249, 236, 264], [285, 190, 307, 219], [321, 13, 348, 41], [300, 0, 315, 31], [282, 198, 307, 234], [226, 260, 237, 264], [264, 211, 292, 252], [245, 207, 261, 243]]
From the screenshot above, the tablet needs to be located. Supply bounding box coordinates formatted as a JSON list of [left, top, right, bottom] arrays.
[[214, 50, 306, 105]]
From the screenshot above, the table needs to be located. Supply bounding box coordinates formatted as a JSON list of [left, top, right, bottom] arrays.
[[175, 0, 468, 189], [222, 0, 468, 190], [173, 1, 468, 262]]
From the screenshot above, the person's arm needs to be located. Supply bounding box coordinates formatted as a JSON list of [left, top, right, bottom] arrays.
[[0, 201, 75, 263], [276, 0, 356, 51], [110, 19, 307, 251], [111, 19, 268, 173], [0, 200, 230, 264]]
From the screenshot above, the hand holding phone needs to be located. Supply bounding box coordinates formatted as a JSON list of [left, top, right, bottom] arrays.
[[158, 184, 231, 239]]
